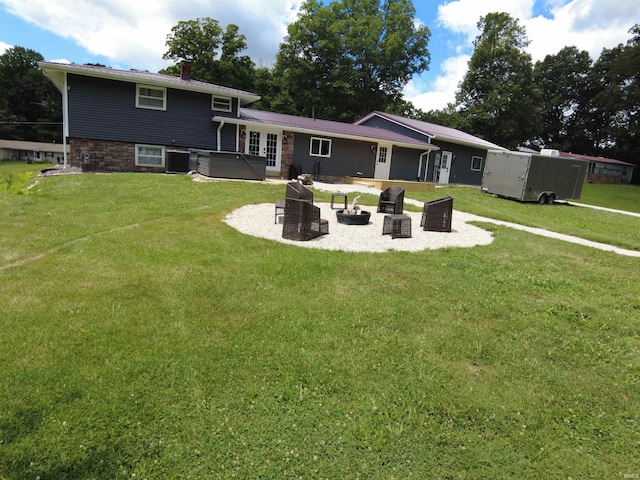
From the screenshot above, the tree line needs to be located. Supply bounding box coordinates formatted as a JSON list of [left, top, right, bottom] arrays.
[[1, 0, 638, 181]]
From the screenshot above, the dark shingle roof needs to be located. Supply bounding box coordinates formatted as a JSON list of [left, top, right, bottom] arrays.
[[237, 108, 437, 150], [356, 111, 505, 150], [561, 152, 635, 167], [38, 62, 260, 105]]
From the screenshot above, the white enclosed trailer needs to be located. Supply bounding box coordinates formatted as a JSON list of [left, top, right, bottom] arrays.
[[481, 150, 589, 204]]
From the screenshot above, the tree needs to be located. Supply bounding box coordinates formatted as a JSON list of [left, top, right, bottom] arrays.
[[532, 46, 593, 152], [588, 25, 640, 180], [161, 18, 255, 91], [0, 46, 62, 142], [270, 0, 430, 122], [456, 12, 541, 149]]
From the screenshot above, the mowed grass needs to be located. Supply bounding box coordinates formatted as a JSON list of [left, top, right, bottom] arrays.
[[402, 183, 640, 252], [1, 167, 639, 479]]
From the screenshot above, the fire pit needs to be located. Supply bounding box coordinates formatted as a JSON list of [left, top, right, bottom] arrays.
[[336, 209, 371, 225]]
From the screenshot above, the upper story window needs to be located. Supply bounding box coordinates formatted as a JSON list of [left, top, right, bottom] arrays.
[[136, 85, 166, 110], [310, 137, 332, 157], [471, 155, 483, 171], [212, 96, 232, 112]]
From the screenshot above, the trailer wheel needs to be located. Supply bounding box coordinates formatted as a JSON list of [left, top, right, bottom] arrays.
[[538, 193, 548, 205], [546, 193, 556, 205]]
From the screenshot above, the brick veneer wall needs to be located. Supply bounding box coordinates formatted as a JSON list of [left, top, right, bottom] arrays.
[[280, 131, 294, 179], [69, 138, 168, 173]]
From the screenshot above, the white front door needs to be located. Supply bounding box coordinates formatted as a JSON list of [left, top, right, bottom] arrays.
[[438, 151, 452, 184], [374, 144, 392, 180], [246, 128, 281, 174]]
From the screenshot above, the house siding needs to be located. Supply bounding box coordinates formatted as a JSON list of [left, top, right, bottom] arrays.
[[389, 147, 422, 181], [428, 140, 486, 185], [360, 115, 489, 185], [67, 74, 237, 151], [292, 133, 376, 180]]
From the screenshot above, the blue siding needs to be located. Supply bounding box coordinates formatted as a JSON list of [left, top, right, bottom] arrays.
[[389, 147, 422, 181], [68, 74, 239, 150], [361, 115, 488, 185], [427, 140, 486, 185], [292, 134, 376, 177]]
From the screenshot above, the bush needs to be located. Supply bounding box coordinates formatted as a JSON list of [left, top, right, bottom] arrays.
[[1, 171, 37, 194]]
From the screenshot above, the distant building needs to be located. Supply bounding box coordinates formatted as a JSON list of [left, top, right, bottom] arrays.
[[0, 139, 68, 163], [561, 152, 635, 184]]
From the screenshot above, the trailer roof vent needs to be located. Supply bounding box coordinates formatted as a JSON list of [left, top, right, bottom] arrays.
[[540, 149, 560, 157]]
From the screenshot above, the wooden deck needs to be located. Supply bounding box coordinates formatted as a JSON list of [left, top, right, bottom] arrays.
[[344, 177, 436, 193]]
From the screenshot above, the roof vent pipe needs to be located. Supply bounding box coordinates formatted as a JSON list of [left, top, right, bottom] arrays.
[[181, 63, 191, 81]]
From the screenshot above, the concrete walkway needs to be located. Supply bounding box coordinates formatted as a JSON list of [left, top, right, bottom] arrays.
[[308, 181, 640, 257]]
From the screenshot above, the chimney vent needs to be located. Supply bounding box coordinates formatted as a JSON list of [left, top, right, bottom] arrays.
[[181, 63, 191, 81]]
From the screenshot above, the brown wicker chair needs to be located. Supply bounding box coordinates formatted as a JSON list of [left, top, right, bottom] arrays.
[[420, 196, 453, 232], [286, 181, 314, 203], [377, 186, 405, 214], [282, 182, 329, 241]]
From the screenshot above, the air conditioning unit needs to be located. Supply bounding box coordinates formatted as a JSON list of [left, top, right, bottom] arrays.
[[540, 149, 560, 157]]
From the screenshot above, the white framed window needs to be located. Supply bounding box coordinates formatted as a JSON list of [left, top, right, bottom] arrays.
[[135, 144, 165, 167], [471, 155, 483, 171], [310, 137, 332, 157], [136, 85, 166, 110], [212, 96, 232, 112]]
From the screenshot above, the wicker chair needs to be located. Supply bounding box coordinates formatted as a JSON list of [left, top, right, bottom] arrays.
[[282, 182, 329, 241], [377, 186, 405, 214], [420, 196, 453, 232], [286, 181, 314, 203]]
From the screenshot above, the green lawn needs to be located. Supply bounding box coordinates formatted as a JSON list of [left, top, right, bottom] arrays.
[[1, 167, 639, 479]]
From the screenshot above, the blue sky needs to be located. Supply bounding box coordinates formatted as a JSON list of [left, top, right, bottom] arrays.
[[0, 0, 637, 111]]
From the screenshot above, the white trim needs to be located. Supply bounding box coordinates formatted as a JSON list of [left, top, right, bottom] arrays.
[[135, 144, 165, 167], [471, 155, 483, 171], [38, 61, 261, 105], [212, 95, 232, 112], [309, 137, 332, 157], [136, 84, 166, 111], [215, 116, 437, 152]]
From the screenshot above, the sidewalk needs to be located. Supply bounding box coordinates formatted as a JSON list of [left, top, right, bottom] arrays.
[[310, 181, 640, 257]]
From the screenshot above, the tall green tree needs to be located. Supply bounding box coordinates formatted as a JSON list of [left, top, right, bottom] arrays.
[[588, 24, 640, 180], [0, 46, 62, 142], [456, 12, 541, 149], [161, 17, 255, 91], [270, 0, 430, 122], [533, 46, 592, 152]]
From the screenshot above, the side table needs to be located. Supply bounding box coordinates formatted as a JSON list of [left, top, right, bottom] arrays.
[[382, 214, 412, 239], [330, 192, 348, 210]]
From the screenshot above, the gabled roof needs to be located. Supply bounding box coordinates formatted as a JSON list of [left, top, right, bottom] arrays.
[[233, 108, 438, 151], [38, 62, 261, 106], [561, 151, 635, 167], [355, 111, 505, 150]]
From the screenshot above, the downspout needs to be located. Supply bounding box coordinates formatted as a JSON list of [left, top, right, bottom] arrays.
[[423, 150, 431, 182], [418, 151, 429, 181], [62, 72, 69, 168], [216, 118, 225, 152]]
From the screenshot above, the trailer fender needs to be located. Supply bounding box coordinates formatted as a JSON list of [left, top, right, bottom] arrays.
[[537, 192, 556, 204]]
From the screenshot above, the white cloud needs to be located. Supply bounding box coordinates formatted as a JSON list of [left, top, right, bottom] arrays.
[[404, 54, 470, 111], [0, 0, 301, 71], [0, 41, 11, 54], [413, 0, 636, 110], [525, 0, 637, 62], [437, 0, 534, 40]]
